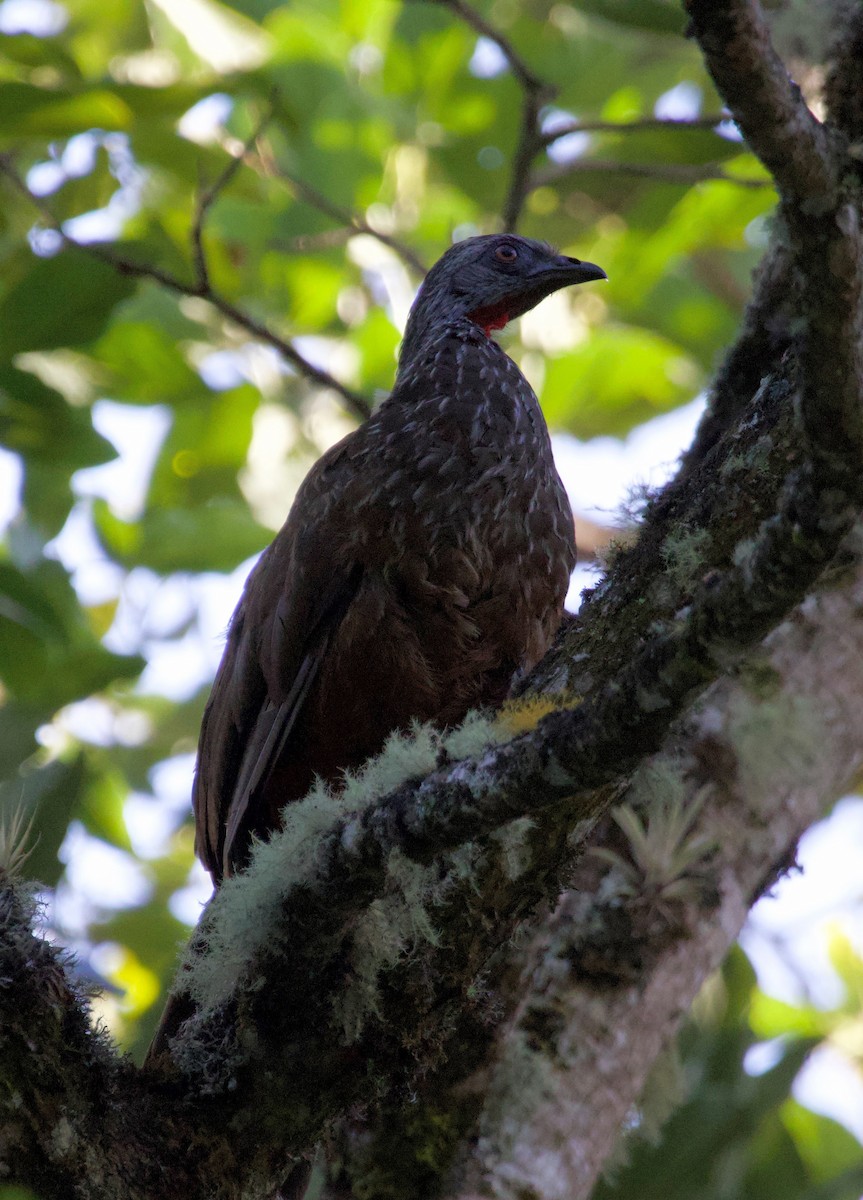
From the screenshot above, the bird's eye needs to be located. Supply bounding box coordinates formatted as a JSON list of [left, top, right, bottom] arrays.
[[494, 244, 519, 263]]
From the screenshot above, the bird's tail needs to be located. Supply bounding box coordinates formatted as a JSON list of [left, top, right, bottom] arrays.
[[143, 987, 197, 1069]]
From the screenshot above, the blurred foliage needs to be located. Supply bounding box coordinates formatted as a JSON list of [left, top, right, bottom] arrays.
[[0, 0, 859, 1191], [597, 949, 863, 1200]]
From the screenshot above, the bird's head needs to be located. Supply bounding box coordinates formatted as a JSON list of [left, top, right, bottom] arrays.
[[399, 234, 606, 363]]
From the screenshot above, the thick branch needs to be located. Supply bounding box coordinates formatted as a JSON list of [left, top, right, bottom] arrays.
[[7, 324, 863, 1200], [673, 239, 794, 482], [685, 0, 836, 203], [824, 0, 863, 148], [687, 0, 863, 494], [448, 559, 863, 1199]]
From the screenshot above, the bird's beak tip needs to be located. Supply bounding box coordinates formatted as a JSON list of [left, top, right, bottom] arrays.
[[567, 259, 607, 284], [540, 256, 607, 286]]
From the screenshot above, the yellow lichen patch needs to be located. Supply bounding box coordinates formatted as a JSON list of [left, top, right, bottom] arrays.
[[495, 693, 582, 737]]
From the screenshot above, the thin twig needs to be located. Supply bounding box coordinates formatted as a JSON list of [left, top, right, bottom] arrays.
[[535, 157, 771, 189], [428, 0, 544, 92], [427, 0, 555, 231], [257, 151, 427, 276], [0, 155, 373, 422], [540, 113, 734, 146], [191, 106, 276, 291], [504, 82, 556, 231]]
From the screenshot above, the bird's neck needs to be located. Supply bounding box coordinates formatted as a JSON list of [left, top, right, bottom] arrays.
[[398, 289, 467, 371], [397, 296, 515, 384]]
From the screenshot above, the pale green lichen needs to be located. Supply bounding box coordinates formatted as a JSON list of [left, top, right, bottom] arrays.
[[476, 1029, 555, 1161], [726, 690, 823, 810], [660, 526, 711, 590], [336, 838, 489, 1041], [50, 1114, 76, 1158], [441, 710, 509, 760], [180, 697, 578, 1019], [490, 817, 536, 882], [732, 535, 759, 579], [181, 779, 358, 1009], [336, 850, 441, 1042]]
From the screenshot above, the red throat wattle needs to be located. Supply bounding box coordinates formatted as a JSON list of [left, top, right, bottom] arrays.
[[467, 302, 511, 336]]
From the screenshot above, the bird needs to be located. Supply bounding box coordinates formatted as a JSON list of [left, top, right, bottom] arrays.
[[194, 234, 606, 886]]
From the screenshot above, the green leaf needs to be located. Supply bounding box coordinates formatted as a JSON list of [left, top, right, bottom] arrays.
[[558, 0, 686, 36], [78, 765, 133, 850], [540, 325, 702, 437], [93, 497, 270, 573], [1, 755, 89, 887], [0, 33, 83, 77], [750, 993, 829, 1040], [0, 364, 115, 467], [782, 1101, 863, 1186], [0, 83, 131, 137], [0, 559, 144, 706], [0, 248, 137, 357]]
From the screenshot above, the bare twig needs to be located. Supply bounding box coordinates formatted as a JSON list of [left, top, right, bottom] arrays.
[[540, 112, 734, 146], [504, 83, 556, 231], [427, 0, 555, 231], [258, 153, 428, 276], [191, 106, 276, 291], [428, 0, 542, 93], [0, 155, 373, 422], [535, 157, 771, 189]]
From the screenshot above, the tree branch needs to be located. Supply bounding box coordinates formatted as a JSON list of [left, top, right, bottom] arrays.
[[7, 274, 863, 1198], [686, 0, 863, 491], [671, 239, 794, 485], [448, 564, 863, 1199], [427, 0, 543, 94], [684, 0, 836, 204], [0, 154, 373, 423], [824, 0, 863, 149]]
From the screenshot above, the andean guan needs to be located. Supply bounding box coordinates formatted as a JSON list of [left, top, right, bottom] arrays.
[[147, 234, 605, 1063], [196, 234, 605, 884]]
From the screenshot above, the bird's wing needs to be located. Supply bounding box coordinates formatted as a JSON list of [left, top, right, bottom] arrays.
[[192, 433, 366, 882]]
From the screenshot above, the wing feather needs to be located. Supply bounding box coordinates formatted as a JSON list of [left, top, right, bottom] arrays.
[[192, 431, 366, 882]]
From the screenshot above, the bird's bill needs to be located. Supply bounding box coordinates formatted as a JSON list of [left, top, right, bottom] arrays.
[[500, 255, 606, 320], [536, 255, 608, 286]]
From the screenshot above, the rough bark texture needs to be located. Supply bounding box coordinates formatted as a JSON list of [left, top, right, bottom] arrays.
[[3, 2, 863, 1198]]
